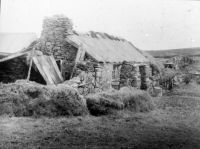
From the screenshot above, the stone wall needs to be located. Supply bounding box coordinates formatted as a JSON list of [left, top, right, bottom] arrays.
[[119, 61, 141, 89], [75, 61, 152, 93], [117, 61, 152, 90], [73, 62, 112, 95], [139, 65, 148, 90], [95, 63, 113, 91]]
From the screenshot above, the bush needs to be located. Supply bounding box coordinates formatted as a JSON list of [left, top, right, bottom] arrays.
[[196, 79, 200, 85], [160, 68, 176, 83], [86, 87, 154, 116], [159, 68, 177, 90], [183, 74, 193, 84], [179, 56, 195, 70], [0, 80, 88, 117]]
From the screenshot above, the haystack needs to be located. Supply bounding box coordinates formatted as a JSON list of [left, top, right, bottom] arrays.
[[0, 80, 88, 117], [86, 87, 154, 116]]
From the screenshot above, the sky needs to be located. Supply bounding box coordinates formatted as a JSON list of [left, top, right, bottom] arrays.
[[0, 0, 200, 51]]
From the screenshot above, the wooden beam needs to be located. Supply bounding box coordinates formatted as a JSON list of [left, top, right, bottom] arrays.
[[0, 52, 28, 63], [65, 38, 80, 49], [26, 49, 35, 81], [49, 56, 63, 81], [70, 44, 86, 79]]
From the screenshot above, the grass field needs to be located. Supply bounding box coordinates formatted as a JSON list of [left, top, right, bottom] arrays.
[[1, 83, 200, 148], [147, 47, 200, 58]]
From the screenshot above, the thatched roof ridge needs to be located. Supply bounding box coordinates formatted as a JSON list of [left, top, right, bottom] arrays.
[[66, 32, 149, 63]]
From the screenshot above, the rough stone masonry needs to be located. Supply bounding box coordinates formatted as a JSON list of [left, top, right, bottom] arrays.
[[34, 15, 78, 80]]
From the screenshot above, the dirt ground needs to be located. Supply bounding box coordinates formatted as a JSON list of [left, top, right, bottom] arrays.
[[1, 83, 200, 149]]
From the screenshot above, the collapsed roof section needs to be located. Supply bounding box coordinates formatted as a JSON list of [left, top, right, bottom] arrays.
[[0, 51, 63, 85]]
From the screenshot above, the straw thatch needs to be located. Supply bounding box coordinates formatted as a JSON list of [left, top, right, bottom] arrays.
[[67, 32, 149, 63]]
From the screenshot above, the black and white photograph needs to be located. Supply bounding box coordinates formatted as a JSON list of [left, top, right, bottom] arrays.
[[0, 0, 200, 148]]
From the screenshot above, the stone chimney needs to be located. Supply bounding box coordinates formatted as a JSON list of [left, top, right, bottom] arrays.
[[41, 14, 73, 42], [37, 15, 77, 62]]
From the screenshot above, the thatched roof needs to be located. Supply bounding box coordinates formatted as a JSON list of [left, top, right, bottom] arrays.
[[67, 32, 149, 63], [0, 33, 37, 54]]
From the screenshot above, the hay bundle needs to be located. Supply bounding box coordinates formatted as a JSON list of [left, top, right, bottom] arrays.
[[0, 80, 88, 117], [119, 87, 154, 111], [86, 87, 154, 116], [86, 91, 124, 116]]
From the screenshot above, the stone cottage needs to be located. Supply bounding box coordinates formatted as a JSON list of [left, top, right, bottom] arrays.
[[0, 15, 160, 94], [30, 15, 159, 94]]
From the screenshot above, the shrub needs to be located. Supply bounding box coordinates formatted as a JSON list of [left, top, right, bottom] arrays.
[[183, 74, 193, 84], [160, 68, 176, 83], [159, 68, 177, 90], [196, 79, 200, 85], [179, 56, 195, 70]]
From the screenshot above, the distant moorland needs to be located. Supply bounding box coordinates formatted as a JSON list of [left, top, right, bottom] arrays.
[[147, 47, 200, 58]]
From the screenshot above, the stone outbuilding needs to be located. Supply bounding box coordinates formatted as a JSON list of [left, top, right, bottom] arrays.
[[0, 33, 63, 85]]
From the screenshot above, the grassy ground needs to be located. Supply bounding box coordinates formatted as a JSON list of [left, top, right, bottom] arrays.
[[1, 83, 200, 148]]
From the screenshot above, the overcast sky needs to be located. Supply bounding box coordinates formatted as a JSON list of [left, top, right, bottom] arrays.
[[0, 0, 200, 50]]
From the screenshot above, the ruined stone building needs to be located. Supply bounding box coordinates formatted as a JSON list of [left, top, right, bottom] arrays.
[[29, 15, 159, 93], [0, 15, 160, 94]]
